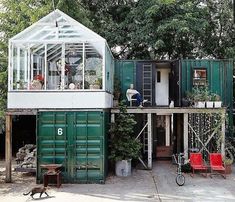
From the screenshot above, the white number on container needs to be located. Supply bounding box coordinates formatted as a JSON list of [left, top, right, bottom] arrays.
[[57, 128, 63, 135]]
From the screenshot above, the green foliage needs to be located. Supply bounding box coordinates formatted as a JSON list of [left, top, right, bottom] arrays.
[[188, 86, 221, 102], [81, 0, 234, 60], [109, 101, 142, 161], [113, 76, 121, 100]]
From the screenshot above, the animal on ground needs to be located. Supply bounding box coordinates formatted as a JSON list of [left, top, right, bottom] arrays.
[[23, 186, 49, 198]]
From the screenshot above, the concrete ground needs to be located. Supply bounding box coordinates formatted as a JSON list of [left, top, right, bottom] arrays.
[[0, 160, 235, 202]]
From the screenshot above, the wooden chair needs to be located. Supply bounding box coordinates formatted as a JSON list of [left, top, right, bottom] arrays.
[[190, 153, 208, 177], [209, 153, 226, 179]]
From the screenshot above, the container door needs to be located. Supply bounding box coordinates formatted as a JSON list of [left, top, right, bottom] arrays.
[[37, 111, 105, 184], [37, 112, 69, 183], [169, 60, 180, 106], [73, 111, 104, 183]]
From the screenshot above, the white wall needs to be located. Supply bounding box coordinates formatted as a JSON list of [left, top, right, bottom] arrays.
[[8, 91, 113, 109]]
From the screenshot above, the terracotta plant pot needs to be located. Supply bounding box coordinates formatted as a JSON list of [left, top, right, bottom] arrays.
[[225, 164, 232, 174]]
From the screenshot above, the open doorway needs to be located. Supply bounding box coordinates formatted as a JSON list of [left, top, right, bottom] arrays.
[[154, 114, 173, 160], [12, 115, 36, 156]]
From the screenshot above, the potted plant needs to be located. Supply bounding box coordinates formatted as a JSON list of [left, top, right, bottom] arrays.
[[183, 91, 193, 107], [109, 101, 142, 177], [223, 158, 233, 174], [191, 87, 205, 108], [211, 93, 222, 108], [206, 92, 214, 108]]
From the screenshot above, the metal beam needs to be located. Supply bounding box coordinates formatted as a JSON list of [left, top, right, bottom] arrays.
[[221, 112, 226, 158], [183, 113, 188, 160], [5, 115, 12, 183], [147, 113, 152, 169], [166, 115, 170, 146]]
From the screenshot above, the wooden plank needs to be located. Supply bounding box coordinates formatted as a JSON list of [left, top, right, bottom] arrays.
[[6, 110, 37, 115], [111, 107, 226, 114], [5, 115, 12, 183]]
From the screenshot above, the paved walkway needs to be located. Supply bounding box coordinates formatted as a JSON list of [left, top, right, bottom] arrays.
[[0, 160, 235, 202]]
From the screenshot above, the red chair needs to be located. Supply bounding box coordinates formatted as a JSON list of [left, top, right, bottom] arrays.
[[190, 153, 208, 177], [209, 153, 226, 179]]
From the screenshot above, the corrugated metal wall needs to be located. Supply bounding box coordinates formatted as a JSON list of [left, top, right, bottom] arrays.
[[115, 60, 136, 100], [181, 59, 233, 135], [181, 59, 233, 108], [37, 111, 109, 184]]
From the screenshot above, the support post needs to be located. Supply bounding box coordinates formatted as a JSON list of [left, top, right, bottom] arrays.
[[147, 113, 152, 169], [221, 112, 226, 158], [5, 114, 12, 183], [165, 115, 170, 146], [183, 113, 188, 160], [111, 113, 115, 123]]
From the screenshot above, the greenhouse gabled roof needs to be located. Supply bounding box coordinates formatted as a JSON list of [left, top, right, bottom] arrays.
[[10, 9, 105, 43]]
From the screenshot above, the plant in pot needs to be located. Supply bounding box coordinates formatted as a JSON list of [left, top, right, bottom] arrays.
[[191, 87, 205, 108], [183, 91, 193, 107], [223, 158, 233, 174], [211, 93, 222, 108], [109, 101, 142, 177], [203, 86, 214, 108]]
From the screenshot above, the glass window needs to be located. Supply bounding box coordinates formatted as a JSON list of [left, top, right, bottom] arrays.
[[64, 43, 83, 90], [193, 68, 207, 86], [12, 47, 28, 90], [47, 44, 62, 90], [30, 54, 45, 90], [84, 43, 102, 89]]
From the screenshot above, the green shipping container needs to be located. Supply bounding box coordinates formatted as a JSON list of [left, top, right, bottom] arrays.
[[37, 111, 109, 184]]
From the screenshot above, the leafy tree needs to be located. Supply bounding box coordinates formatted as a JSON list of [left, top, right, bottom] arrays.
[[200, 0, 235, 59]]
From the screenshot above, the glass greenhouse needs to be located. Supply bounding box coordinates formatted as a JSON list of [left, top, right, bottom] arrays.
[[8, 9, 114, 109]]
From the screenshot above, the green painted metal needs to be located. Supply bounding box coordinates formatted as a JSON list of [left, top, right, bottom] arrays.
[[181, 59, 233, 136], [37, 111, 108, 184], [115, 60, 136, 100], [181, 59, 233, 108]]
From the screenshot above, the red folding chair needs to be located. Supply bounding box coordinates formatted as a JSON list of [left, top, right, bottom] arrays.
[[190, 153, 208, 177], [209, 153, 226, 179]]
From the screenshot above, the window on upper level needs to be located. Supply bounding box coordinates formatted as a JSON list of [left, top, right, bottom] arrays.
[[193, 69, 207, 86]]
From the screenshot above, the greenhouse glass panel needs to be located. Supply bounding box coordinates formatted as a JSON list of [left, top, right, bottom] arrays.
[[46, 44, 62, 90], [12, 46, 17, 90], [30, 53, 45, 90], [84, 42, 103, 90], [64, 43, 83, 90]]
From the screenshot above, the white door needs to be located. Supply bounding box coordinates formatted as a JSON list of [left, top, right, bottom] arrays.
[[155, 68, 170, 106]]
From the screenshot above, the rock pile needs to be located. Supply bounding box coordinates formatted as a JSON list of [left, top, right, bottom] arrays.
[[16, 144, 36, 168]]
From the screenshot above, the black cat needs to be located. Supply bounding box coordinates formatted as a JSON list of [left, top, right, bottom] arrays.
[[23, 186, 49, 198]]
